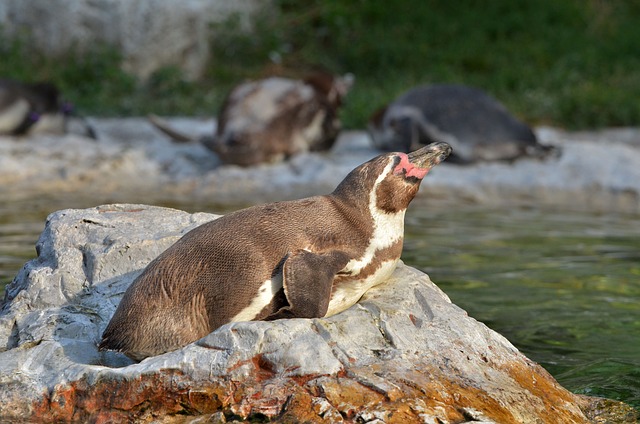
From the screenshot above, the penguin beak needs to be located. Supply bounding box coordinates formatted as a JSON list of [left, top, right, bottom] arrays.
[[407, 142, 452, 169]]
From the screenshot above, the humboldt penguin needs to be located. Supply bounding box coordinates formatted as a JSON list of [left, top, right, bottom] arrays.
[[148, 71, 354, 166], [0, 79, 70, 136], [100, 141, 451, 361], [368, 84, 555, 163]]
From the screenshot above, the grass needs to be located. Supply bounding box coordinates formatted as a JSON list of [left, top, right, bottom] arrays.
[[2, 0, 640, 129]]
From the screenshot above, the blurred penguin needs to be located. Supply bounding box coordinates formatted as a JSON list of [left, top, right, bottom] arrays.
[[149, 71, 354, 166], [368, 84, 555, 164], [0, 79, 95, 138]]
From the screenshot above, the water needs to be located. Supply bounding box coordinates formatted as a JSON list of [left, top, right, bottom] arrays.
[[403, 200, 640, 408], [1, 195, 639, 409], [0, 198, 54, 286]]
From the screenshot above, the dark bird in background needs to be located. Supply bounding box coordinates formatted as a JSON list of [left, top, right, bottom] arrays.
[[0, 79, 95, 138], [368, 84, 556, 164], [0, 79, 68, 136], [149, 71, 354, 166]]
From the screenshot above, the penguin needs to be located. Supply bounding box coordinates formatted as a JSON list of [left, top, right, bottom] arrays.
[[368, 84, 555, 164], [0, 79, 67, 136], [148, 71, 354, 166], [99, 141, 452, 361]]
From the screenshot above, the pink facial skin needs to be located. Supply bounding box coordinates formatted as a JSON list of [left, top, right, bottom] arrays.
[[392, 153, 429, 179]]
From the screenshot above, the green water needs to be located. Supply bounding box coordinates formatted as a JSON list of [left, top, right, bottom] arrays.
[[1, 196, 639, 408], [403, 200, 640, 408]]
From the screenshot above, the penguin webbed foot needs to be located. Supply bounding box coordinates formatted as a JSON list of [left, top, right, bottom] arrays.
[[265, 249, 350, 321]]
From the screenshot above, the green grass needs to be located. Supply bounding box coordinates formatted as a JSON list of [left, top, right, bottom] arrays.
[[2, 0, 640, 129]]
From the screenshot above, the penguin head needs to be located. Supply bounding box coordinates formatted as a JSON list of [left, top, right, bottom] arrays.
[[391, 141, 452, 181], [333, 142, 451, 213], [375, 141, 451, 212]]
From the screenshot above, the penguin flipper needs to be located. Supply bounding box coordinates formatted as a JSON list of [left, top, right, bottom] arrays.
[[266, 249, 350, 320]]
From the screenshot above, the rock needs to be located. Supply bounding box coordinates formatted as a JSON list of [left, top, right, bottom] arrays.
[[424, 133, 640, 214], [0, 204, 635, 422], [1, 119, 640, 214], [0, 119, 379, 205], [0, 0, 264, 80]]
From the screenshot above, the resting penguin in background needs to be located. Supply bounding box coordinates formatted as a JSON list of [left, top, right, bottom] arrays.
[[148, 71, 354, 166], [0, 79, 70, 136], [368, 84, 555, 164], [100, 141, 452, 361]]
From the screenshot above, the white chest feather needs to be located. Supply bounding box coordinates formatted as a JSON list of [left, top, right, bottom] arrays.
[[326, 160, 405, 316], [28, 114, 66, 135], [325, 258, 399, 317], [0, 99, 30, 132]]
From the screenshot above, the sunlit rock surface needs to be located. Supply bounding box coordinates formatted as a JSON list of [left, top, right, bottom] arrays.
[[0, 118, 639, 213], [0, 205, 636, 423]]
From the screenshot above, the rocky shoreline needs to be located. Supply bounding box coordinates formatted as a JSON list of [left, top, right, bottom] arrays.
[[0, 205, 637, 422], [1, 118, 639, 213]]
